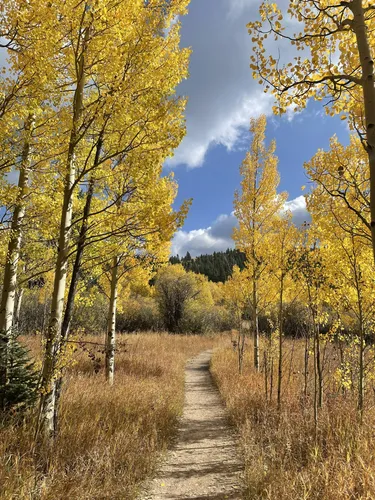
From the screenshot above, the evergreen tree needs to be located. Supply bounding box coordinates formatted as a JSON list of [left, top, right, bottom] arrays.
[[170, 248, 246, 282], [0, 333, 38, 414]]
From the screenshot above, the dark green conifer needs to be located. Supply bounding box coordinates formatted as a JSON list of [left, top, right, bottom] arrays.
[[0, 333, 38, 414]]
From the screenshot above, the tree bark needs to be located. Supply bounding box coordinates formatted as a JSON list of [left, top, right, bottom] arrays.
[[14, 288, 24, 333], [351, 0, 375, 264], [37, 27, 88, 443], [53, 173, 97, 434], [61, 133, 103, 344], [0, 113, 34, 410], [105, 256, 119, 385]]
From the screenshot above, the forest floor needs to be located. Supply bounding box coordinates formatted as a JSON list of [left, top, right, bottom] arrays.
[[140, 350, 244, 500]]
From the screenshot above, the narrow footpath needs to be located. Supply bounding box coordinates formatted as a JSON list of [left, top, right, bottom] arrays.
[[140, 350, 244, 500]]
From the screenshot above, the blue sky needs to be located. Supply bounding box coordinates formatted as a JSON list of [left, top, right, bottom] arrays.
[[168, 0, 350, 257]]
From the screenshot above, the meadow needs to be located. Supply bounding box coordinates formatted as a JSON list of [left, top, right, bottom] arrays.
[[1, 333, 220, 500], [211, 338, 375, 500]]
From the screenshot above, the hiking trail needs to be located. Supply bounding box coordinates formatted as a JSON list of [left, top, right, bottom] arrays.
[[140, 350, 244, 500]]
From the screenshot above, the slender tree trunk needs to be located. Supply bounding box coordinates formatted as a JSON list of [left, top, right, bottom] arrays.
[[61, 133, 102, 343], [252, 278, 259, 372], [277, 276, 284, 409], [53, 174, 97, 433], [14, 288, 24, 333], [358, 320, 365, 417], [61, 178, 95, 340], [352, 0, 375, 264], [264, 349, 268, 400], [105, 256, 119, 385], [0, 113, 34, 411], [353, 253, 365, 416], [238, 321, 246, 375], [37, 28, 88, 443], [316, 321, 323, 409], [304, 333, 309, 399], [313, 323, 318, 432], [42, 296, 48, 334]]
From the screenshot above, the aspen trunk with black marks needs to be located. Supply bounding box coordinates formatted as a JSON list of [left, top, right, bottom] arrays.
[[105, 256, 119, 385], [14, 288, 24, 333], [53, 176, 95, 431], [37, 28, 88, 444], [60, 177, 95, 341], [53, 140, 102, 432], [277, 276, 284, 409], [60, 135, 102, 343], [0, 113, 34, 411], [351, 0, 375, 264]]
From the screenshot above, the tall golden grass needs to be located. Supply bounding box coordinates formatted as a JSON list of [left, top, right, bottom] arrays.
[[211, 340, 375, 500], [1, 333, 219, 499]]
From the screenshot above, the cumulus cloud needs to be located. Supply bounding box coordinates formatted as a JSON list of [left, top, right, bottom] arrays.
[[166, 0, 293, 168], [172, 212, 236, 257], [283, 195, 311, 226], [171, 195, 310, 256]]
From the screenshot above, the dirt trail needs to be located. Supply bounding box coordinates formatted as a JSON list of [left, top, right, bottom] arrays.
[[140, 350, 244, 500]]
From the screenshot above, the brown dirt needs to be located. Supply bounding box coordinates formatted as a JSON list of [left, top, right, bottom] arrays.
[[139, 350, 244, 500]]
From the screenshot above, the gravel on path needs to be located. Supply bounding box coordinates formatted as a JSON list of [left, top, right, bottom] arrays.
[[140, 350, 244, 500]]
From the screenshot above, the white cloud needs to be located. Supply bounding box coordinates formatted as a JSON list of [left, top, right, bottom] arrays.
[[283, 195, 310, 226], [167, 92, 273, 168], [165, 0, 296, 169], [172, 195, 310, 256], [172, 212, 236, 257]]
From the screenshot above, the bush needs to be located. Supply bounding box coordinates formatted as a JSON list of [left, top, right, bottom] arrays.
[[181, 303, 232, 334], [117, 296, 161, 332]]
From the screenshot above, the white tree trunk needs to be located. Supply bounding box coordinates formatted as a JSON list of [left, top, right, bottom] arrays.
[[37, 28, 88, 442], [0, 114, 34, 410], [14, 287, 24, 332], [105, 256, 119, 385], [0, 114, 34, 334]]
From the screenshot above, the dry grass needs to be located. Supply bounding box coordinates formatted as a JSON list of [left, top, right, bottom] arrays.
[[1, 332, 221, 500], [211, 339, 375, 500]]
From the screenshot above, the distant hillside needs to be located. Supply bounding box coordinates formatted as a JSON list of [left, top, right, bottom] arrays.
[[170, 248, 246, 283]]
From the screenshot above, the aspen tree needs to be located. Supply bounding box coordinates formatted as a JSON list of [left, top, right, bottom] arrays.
[[305, 137, 375, 414], [248, 0, 375, 263], [233, 115, 286, 371], [102, 171, 189, 381], [222, 266, 250, 374], [291, 229, 327, 427], [36, 0, 190, 441], [306, 134, 370, 244], [267, 215, 299, 408], [0, 114, 34, 410]]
